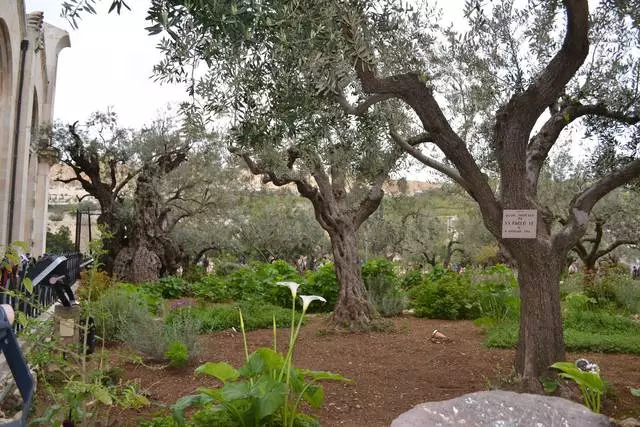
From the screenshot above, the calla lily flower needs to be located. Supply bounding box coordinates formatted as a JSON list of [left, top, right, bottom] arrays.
[[299, 295, 326, 312], [276, 281, 301, 298]]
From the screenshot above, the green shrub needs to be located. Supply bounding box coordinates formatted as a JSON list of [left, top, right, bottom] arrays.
[[93, 288, 152, 341], [115, 283, 163, 314], [142, 276, 188, 299], [121, 306, 201, 361], [164, 308, 202, 354], [378, 286, 408, 317], [165, 302, 300, 333], [409, 268, 479, 319], [361, 258, 407, 317], [613, 277, 640, 314], [560, 272, 585, 297], [182, 265, 207, 283], [165, 341, 189, 368], [484, 309, 640, 353], [192, 275, 231, 302], [400, 269, 424, 290], [303, 263, 339, 312], [472, 264, 519, 322]]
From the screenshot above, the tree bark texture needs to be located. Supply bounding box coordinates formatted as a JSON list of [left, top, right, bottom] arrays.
[[510, 242, 565, 382], [328, 223, 377, 330], [113, 172, 181, 282]]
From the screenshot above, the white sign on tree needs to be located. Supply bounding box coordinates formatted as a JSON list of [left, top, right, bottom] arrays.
[[502, 210, 537, 239]]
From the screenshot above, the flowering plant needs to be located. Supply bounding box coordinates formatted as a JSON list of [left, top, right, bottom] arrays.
[[171, 281, 351, 426]]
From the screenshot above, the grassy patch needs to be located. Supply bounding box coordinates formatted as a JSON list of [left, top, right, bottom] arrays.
[[164, 302, 304, 333], [483, 313, 640, 354]]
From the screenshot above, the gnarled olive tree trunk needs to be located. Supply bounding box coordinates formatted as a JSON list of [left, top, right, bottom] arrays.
[[241, 153, 390, 330], [328, 221, 376, 330]]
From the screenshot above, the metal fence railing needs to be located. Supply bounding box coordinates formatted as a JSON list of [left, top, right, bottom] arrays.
[[0, 252, 91, 333]]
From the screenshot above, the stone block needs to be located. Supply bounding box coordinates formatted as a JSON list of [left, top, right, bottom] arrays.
[[391, 390, 610, 427]]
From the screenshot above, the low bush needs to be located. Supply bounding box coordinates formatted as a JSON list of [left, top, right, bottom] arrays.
[[115, 283, 163, 314], [484, 299, 640, 353], [361, 258, 408, 316], [164, 302, 300, 333], [182, 265, 207, 284], [303, 263, 339, 312], [191, 275, 231, 302], [142, 276, 189, 299], [165, 341, 189, 368], [613, 277, 640, 314], [472, 264, 519, 322], [400, 269, 424, 290], [120, 306, 201, 361], [409, 266, 480, 320], [92, 288, 152, 341]]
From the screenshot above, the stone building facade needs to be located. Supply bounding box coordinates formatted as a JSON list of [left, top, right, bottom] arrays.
[[0, 1, 69, 255]]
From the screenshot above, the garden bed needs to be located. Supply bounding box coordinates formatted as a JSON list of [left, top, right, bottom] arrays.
[[104, 315, 640, 426]]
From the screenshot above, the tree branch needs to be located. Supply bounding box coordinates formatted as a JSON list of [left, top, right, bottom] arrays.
[[389, 128, 471, 194], [553, 158, 640, 252], [527, 103, 640, 192], [595, 239, 638, 259], [336, 91, 394, 116], [505, 0, 590, 135]]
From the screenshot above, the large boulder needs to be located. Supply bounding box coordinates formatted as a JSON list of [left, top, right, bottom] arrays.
[[391, 390, 610, 427]]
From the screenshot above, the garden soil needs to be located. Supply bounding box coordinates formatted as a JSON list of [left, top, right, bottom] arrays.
[[107, 315, 640, 426]]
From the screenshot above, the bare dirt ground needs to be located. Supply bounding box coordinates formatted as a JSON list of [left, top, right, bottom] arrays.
[[103, 315, 640, 425]]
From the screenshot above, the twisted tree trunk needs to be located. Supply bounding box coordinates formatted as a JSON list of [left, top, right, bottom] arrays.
[[329, 221, 376, 330]]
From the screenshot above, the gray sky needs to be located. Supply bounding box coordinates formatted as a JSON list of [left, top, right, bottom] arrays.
[[27, 0, 187, 128], [27, 0, 465, 130]]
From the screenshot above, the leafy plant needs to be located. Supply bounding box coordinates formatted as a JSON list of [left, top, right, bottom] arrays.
[[362, 258, 407, 316], [93, 287, 153, 341], [165, 341, 190, 368], [170, 281, 350, 426], [551, 361, 604, 413], [302, 263, 339, 312], [143, 276, 189, 299], [122, 307, 201, 361], [400, 269, 423, 290], [409, 269, 480, 320]]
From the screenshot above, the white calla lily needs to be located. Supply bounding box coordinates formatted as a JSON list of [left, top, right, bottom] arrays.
[[276, 281, 301, 298], [299, 295, 327, 312]]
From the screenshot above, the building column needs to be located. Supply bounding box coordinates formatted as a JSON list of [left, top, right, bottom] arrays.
[[32, 145, 58, 256], [23, 149, 38, 247]]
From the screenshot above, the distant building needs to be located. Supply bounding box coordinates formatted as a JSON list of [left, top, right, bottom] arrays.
[[0, 3, 69, 254]]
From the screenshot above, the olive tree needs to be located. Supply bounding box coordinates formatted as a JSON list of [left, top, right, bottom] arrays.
[[146, 0, 640, 380]]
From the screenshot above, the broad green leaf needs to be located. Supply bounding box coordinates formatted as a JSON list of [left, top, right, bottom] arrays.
[[255, 347, 285, 373], [300, 369, 353, 383], [196, 362, 239, 382], [630, 387, 640, 397], [303, 384, 325, 408], [195, 386, 223, 400], [250, 376, 287, 420], [221, 381, 251, 400], [172, 394, 212, 426], [23, 277, 33, 294], [239, 351, 266, 377]]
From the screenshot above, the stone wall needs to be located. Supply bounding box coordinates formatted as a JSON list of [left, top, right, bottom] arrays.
[[0, 2, 69, 255]]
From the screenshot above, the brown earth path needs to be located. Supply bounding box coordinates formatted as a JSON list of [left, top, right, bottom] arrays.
[[110, 315, 640, 426]]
